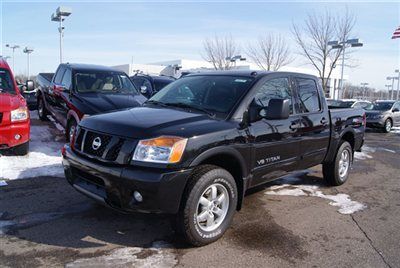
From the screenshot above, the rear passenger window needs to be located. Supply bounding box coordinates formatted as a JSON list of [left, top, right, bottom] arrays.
[[252, 77, 293, 115], [61, 69, 72, 89], [54, 67, 66, 84], [296, 78, 320, 113]]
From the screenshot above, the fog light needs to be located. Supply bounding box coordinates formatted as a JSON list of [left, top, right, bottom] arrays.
[[133, 191, 143, 202], [14, 134, 21, 140]]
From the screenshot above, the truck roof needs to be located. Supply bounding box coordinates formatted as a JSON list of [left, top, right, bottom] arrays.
[[187, 70, 318, 80], [63, 63, 124, 73], [0, 57, 11, 69]]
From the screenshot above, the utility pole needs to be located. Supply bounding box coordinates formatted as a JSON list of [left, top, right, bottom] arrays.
[[5, 44, 20, 73], [395, 69, 400, 100], [23, 47, 34, 80], [387, 76, 398, 100], [385, 84, 392, 100], [361, 82, 369, 100]]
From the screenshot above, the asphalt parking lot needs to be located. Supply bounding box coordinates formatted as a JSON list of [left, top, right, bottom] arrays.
[[0, 115, 399, 268]]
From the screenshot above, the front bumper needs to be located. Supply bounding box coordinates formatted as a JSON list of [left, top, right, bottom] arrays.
[[0, 119, 30, 149], [366, 118, 385, 128], [62, 145, 192, 214]]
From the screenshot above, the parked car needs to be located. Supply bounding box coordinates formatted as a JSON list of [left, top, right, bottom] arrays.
[[365, 100, 400, 132], [327, 99, 371, 109], [0, 58, 31, 155], [37, 63, 147, 141], [18, 82, 38, 110], [62, 71, 365, 246], [130, 74, 175, 98]]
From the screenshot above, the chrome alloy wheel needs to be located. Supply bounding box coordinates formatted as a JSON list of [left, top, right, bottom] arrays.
[[196, 183, 229, 232], [38, 99, 44, 117], [338, 149, 350, 179], [69, 124, 76, 142], [385, 120, 392, 132]]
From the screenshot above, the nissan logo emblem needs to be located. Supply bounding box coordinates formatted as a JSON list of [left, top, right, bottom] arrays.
[[92, 137, 102, 150]]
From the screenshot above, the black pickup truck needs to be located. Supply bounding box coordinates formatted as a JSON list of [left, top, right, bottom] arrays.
[[37, 63, 146, 140], [62, 71, 365, 246]]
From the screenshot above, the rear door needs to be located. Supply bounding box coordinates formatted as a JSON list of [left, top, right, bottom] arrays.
[[294, 76, 331, 169], [247, 75, 302, 187]]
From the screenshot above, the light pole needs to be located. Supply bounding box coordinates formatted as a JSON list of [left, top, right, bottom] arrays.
[[386, 76, 398, 100], [328, 39, 363, 99], [395, 69, 400, 100], [385, 84, 392, 100], [51, 6, 72, 63], [226, 55, 246, 69], [23, 47, 34, 80], [361, 82, 369, 99], [5, 44, 20, 73]]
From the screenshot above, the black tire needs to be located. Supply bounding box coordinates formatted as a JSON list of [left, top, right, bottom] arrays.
[[323, 141, 353, 186], [37, 95, 49, 121], [176, 165, 238, 246], [66, 118, 77, 142], [13, 142, 29, 156], [383, 119, 392, 133]]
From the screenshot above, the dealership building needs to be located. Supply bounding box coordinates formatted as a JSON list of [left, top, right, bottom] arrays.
[[113, 58, 346, 99]]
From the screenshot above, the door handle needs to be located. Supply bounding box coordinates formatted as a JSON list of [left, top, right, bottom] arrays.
[[320, 118, 328, 125]]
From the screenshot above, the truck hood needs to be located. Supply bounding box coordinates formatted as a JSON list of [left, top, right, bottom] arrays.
[[77, 93, 147, 114], [0, 93, 25, 112], [80, 106, 234, 139]]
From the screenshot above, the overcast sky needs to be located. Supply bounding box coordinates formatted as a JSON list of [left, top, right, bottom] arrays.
[[1, 0, 399, 90]]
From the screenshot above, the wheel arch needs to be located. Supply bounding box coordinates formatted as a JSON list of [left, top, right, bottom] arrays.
[[189, 146, 248, 211]]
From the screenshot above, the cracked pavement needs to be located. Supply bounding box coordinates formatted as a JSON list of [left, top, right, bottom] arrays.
[[0, 119, 399, 267]]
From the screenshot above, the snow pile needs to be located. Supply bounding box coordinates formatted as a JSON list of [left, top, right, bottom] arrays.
[[0, 123, 64, 180], [266, 184, 366, 215], [354, 145, 375, 160], [391, 127, 400, 134], [66, 241, 177, 268]]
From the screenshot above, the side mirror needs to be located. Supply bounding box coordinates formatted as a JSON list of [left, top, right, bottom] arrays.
[[393, 108, 399, 112], [265, 99, 290, 120], [26, 80, 34, 91], [140, 85, 147, 94]]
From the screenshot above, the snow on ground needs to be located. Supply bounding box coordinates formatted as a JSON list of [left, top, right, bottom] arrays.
[[266, 183, 366, 215], [0, 113, 64, 181], [66, 241, 177, 268], [391, 126, 400, 134], [354, 145, 375, 160]]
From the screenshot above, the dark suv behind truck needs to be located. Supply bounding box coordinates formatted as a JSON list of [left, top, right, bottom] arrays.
[[62, 71, 365, 246], [37, 63, 146, 141]]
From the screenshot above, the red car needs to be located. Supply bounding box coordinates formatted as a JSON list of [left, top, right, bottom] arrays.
[[0, 57, 30, 155]]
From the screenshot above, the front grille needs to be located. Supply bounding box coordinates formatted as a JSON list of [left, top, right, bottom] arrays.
[[74, 127, 130, 163]]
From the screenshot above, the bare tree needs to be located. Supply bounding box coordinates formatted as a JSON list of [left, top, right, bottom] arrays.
[[292, 9, 356, 92], [246, 34, 293, 71], [202, 35, 239, 70]]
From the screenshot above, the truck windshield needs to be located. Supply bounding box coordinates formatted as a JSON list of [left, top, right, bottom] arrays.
[[148, 75, 254, 117], [365, 102, 394, 111], [74, 71, 138, 94], [0, 68, 16, 94]]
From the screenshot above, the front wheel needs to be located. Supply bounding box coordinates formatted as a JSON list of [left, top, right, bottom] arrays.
[[37, 96, 49, 121], [176, 165, 238, 246], [323, 141, 352, 186], [383, 119, 392, 133], [66, 118, 77, 142]]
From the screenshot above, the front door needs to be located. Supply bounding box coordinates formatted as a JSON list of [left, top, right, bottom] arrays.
[[247, 76, 302, 187]]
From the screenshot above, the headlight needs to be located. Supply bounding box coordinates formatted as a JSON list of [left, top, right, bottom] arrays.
[[11, 107, 29, 122], [132, 136, 188, 164]]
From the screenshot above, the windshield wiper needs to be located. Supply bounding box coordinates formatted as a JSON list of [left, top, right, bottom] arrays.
[[163, 102, 216, 117], [145, 100, 170, 107]]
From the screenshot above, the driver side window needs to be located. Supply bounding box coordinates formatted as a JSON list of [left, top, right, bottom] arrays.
[[252, 77, 293, 117]]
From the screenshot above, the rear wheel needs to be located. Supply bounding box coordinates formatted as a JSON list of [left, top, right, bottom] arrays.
[[383, 119, 392, 133], [37, 96, 49, 121], [176, 165, 238, 246], [66, 118, 77, 142], [323, 141, 352, 186], [13, 142, 29, 156]]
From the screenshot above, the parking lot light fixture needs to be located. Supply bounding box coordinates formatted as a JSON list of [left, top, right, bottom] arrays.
[[328, 38, 363, 99], [23, 47, 34, 80], [226, 55, 246, 68], [5, 44, 20, 73], [51, 6, 72, 64]]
